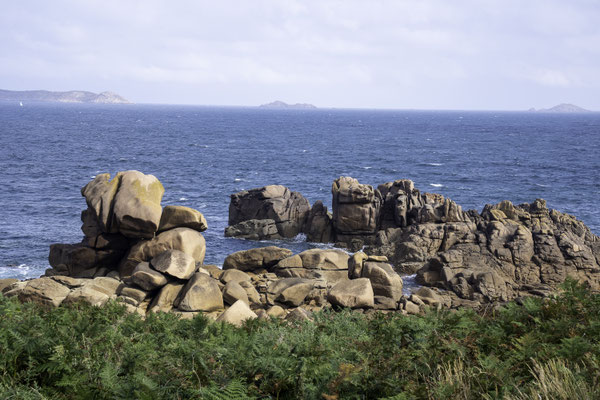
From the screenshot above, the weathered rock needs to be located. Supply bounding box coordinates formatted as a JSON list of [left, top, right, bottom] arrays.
[[216, 300, 258, 327], [223, 246, 293, 272], [159, 205, 207, 232], [111, 171, 164, 238], [131, 262, 168, 291], [276, 280, 315, 307], [82, 171, 164, 239], [361, 262, 403, 301], [63, 285, 111, 307], [49, 243, 125, 278], [175, 272, 224, 312], [273, 249, 350, 283], [220, 269, 252, 284], [267, 305, 286, 318], [222, 281, 249, 305], [332, 177, 381, 235], [150, 249, 196, 280], [305, 201, 333, 243], [228, 185, 310, 238], [0, 279, 18, 293], [225, 219, 280, 240], [148, 283, 184, 313], [285, 307, 313, 322], [327, 278, 374, 309], [299, 249, 349, 270], [17, 278, 70, 307], [118, 286, 148, 305], [239, 281, 261, 304], [120, 227, 206, 277], [348, 252, 369, 279]]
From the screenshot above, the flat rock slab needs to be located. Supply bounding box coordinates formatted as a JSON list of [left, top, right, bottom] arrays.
[[223, 246, 293, 272]]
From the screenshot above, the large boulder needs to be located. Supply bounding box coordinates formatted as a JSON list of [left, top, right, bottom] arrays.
[[16, 278, 71, 307], [82, 171, 164, 239], [222, 281, 250, 305], [119, 227, 206, 277], [175, 272, 224, 312], [148, 283, 184, 313], [332, 177, 381, 235], [228, 185, 310, 239], [223, 246, 293, 272], [327, 278, 374, 309], [130, 262, 168, 291], [49, 243, 125, 278], [150, 250, 196, 280], [273, 249, 349, 283], [361, 261, 403, 301], [158, 205, 207, 232]]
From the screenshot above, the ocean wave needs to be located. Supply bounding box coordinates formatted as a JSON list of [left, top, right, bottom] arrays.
[[430, 183, 444, 188], [178, 197, 188, 201], [426, 162, 443, 166]]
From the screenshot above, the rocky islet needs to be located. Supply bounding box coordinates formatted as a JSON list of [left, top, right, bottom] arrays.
[[2, 170, 599, 325]]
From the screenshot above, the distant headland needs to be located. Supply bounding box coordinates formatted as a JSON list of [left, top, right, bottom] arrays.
[[259, 100, 317, 109], [528, 103, 591, 113], [0, 89, 131, 104]]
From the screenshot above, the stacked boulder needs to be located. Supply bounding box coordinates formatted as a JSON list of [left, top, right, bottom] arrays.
[[225, 185, 310, 240]]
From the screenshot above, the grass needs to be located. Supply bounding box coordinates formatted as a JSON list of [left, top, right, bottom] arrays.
[[1, 279, 599, 399]]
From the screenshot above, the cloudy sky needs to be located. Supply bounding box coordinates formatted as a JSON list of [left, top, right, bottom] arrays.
[[1, 0, 599, 110]]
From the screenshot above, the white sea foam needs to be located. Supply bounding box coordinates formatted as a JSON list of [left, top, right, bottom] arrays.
[[426, 163, 443, 166], [234, 178, 243, 182], [430, 183, 444, 188], [178, 197, 188, 201], [363, 166, 372, 170]]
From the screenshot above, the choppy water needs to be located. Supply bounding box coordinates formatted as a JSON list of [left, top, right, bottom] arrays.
[[1, 102, 599, 280]]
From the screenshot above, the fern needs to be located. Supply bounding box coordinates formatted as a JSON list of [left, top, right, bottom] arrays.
[[199, 379, 254, 400]]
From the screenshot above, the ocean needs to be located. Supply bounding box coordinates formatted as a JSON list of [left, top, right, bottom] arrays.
[[1, 102, 599, 280]]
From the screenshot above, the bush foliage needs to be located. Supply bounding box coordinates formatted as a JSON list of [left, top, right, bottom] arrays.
[[1, 280, 600, 399]]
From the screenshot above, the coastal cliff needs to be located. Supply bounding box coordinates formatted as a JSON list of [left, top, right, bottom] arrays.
[[0, 89, 131, 104]]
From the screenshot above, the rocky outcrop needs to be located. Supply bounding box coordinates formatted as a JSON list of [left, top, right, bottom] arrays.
[[415, 199, 600, 304], [225, 176, 600, 308], [332, 177, 381, 236], [226, 185, 310, 239]]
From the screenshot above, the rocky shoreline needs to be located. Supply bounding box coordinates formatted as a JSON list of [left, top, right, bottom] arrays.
[[1, 170, 599, 326]]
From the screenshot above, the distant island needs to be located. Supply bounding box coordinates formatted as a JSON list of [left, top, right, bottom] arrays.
[[528, 103, 590, 113], [259, 100, 317, 109], [0, 89, 131, 104]]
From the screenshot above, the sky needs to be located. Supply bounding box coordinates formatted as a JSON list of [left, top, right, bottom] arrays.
[[1, 0, 599, 110]]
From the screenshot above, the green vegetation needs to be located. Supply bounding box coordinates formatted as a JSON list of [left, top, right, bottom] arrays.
[[1, 280, 600, 399]]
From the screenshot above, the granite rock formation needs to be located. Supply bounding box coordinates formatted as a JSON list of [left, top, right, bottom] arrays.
[[226, 185, 310, 240], [225, 176, 600, 306]]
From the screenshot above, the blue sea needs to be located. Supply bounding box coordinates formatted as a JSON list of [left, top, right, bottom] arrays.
[[1, 102, 599, 280]]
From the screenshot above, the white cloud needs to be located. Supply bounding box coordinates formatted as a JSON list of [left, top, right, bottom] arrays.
[[1, 0, 600, 108]]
